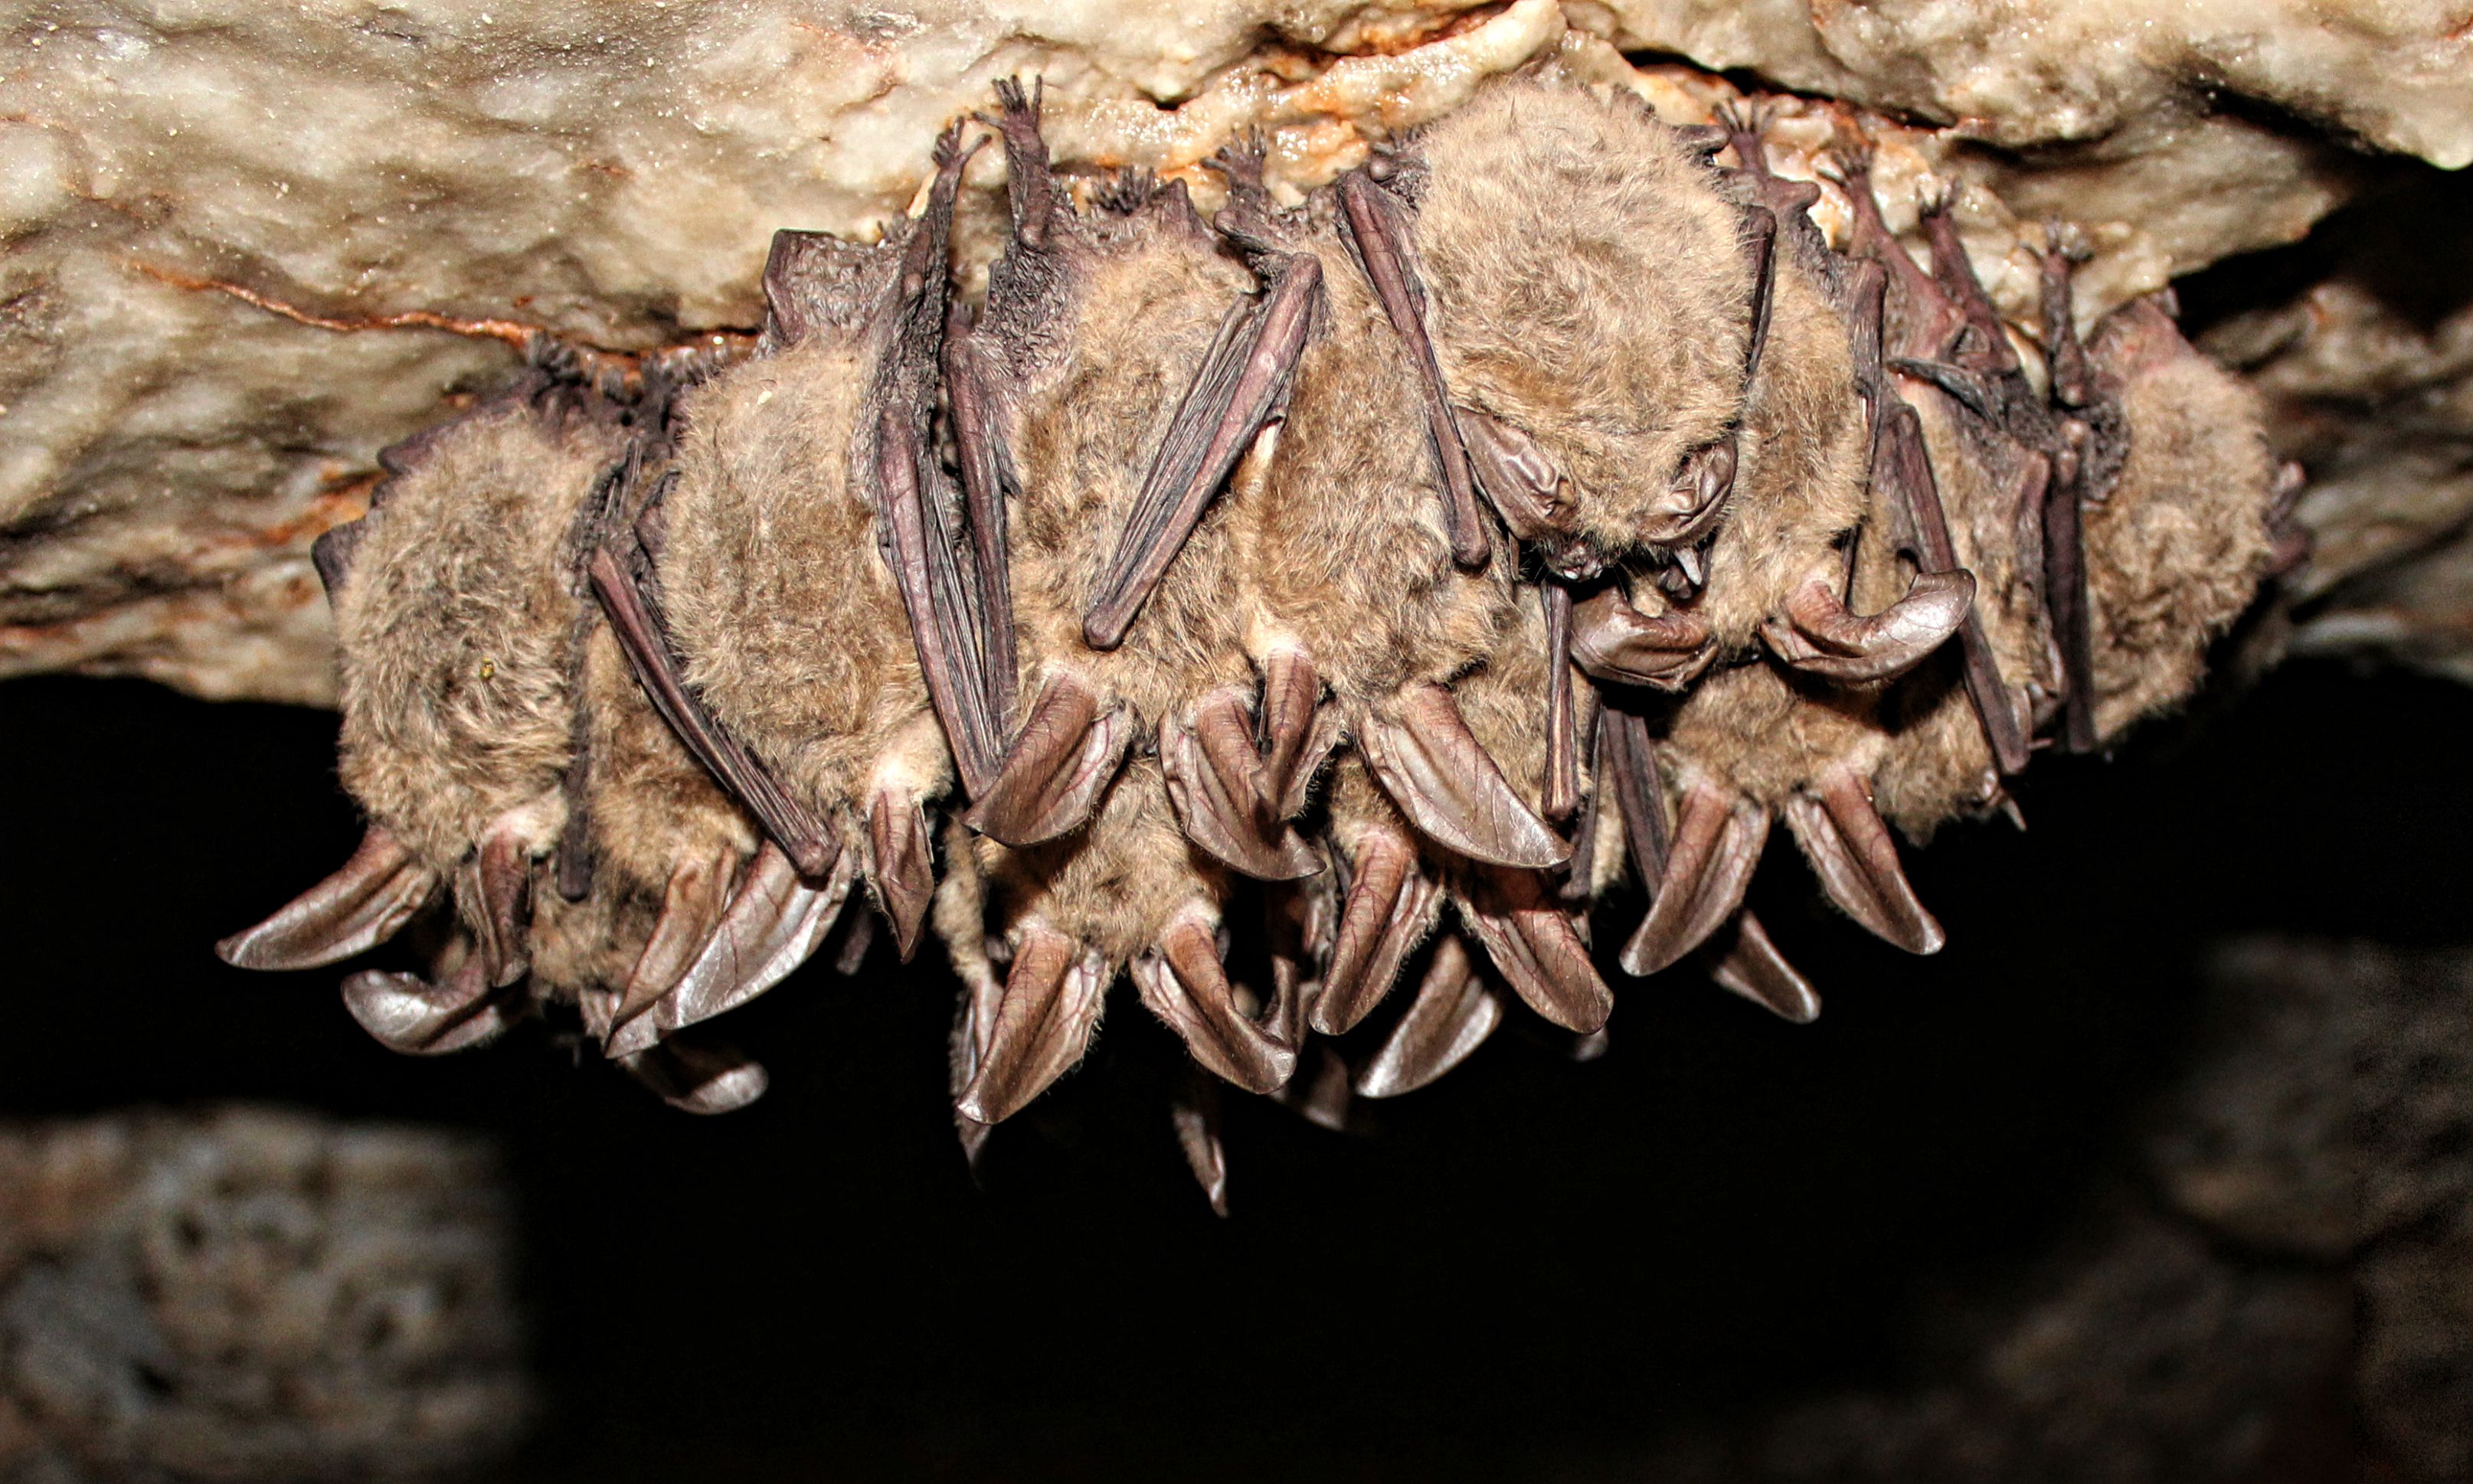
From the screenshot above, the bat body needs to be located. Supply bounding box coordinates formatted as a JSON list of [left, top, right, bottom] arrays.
[[211, 80, 2294, 1197], [659, 131, 982, 967], [940, 85, 1305, 1123]]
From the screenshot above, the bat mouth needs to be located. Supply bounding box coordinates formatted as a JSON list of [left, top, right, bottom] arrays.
[[1529, 532, 1608, 584]]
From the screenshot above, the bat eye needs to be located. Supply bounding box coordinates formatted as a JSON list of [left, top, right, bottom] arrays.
[[478, 659, 496, 681]]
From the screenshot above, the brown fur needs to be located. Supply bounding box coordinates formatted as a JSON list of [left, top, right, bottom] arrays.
[[1869, 390, 2049, 838], [996, 188, 1262, 724], [574, 616, 758, 899], [1230, 215, 1514, 705], [975, 760, 1228, 970], [335, 393, 629, 876], [1411, 78, 1753, 564], [1690, 250, 1869, 649], [660, 333, 944, 849], [2081, 302, 2276, 740]]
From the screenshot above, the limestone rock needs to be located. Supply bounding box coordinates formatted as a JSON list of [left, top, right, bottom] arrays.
[[0, 1107, 528, 1482], [0, 0, 2455, 704]]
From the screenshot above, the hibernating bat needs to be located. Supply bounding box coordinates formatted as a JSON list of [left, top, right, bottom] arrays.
[[212, 70, 2292, 1207]]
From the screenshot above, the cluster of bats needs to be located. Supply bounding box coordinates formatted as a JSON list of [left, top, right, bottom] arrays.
[[216, 72, 2294, 1201]]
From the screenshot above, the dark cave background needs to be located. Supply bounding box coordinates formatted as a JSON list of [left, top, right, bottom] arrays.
[[5, 655, 2463, 1482]]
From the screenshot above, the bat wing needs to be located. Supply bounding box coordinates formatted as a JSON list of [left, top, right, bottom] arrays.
[[1336, 172, 1491, 569], [588, 541, 838, 878], [1081, 253, 1323, 649]]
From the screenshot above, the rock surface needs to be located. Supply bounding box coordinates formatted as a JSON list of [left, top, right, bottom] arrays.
[[0, 1106, 528, 1482], [4, 0, 2462, 705]]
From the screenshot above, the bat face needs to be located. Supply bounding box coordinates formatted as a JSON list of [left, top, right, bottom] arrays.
[[216, 79, 2292, 1196]]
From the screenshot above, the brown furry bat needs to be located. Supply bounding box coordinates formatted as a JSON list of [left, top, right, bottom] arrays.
[[213, 77, 2294, 1199], [214, 374, 774, 1112], [936, 83, 1312, 1125], [656, 126, 980, 973]]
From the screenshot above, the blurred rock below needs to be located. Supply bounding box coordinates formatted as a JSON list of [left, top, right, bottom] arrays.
[[1548, 936, 2470, 1482], [0, 1107, 528, 1483], [5, 0, 2464, 704]]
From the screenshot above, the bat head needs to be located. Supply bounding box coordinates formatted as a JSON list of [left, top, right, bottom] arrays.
[[1405, 79, 1755, 576]]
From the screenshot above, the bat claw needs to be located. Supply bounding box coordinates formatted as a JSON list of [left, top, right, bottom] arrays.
[[1355, 934, 1503, 1099], [1620, 781, 1769, 977], [1762, 567, 1975, 682], [1784, 765, 1944, 954], [956, 924, 1109, 1126], [216, 825, 439, 972]]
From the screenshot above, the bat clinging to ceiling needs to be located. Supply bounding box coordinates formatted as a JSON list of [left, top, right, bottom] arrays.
[[210, 74, 2295, 1204]]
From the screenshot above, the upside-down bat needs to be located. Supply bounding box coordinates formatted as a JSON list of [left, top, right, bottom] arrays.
[[210, 75, 2295, 1209], [214, 370, 778, 1113]]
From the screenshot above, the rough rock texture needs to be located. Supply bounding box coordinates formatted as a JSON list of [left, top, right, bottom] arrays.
[[1546, 936, 2471, 1482], [2, 0, 2461, 704], [2200, 168, 2473, 685], [0, 1107, 528, 1483]]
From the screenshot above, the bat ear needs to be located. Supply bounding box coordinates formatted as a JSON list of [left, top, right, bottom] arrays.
[[864, 785, 937, 962], [215, 826, 439, 972], [1169, 1071, 1231, 1218], [1455, 867, 1613, 1035], [1784, 766, 1944, 955], [956, 926, 1109, 1126], [1313, 823, 1441, 1037], [604, 842, 852, 1058], [1706, 910, 1821, 1024], [310, 517, 367, 604], [1358, 685, 1570, 871], [1457, 406, 1574, 546], [1133, 909, 1298, 1095], [1257, 648, 1341, 822], [963, 672, 1134, 848], [1642, 433, 1737, 548], [1618, 782, 1770, 978], [618, 1035, 770, 1115], [610, 845, 741, 1029], [460, 813, 538, 989], [1161, 688, 1325, 881], [1761, 567, 1975, 683], [1354, 933, 1504, 1099]]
